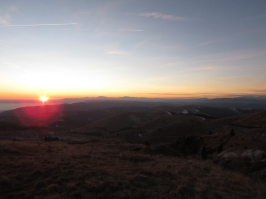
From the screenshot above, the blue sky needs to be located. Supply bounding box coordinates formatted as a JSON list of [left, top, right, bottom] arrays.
[[1, 0, 266, 99]]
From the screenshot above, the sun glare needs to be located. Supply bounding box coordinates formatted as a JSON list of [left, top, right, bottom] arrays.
[[40, 95, 48, 103]]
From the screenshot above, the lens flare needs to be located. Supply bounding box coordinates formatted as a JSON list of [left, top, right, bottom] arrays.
[[15, 104, 62, 127]]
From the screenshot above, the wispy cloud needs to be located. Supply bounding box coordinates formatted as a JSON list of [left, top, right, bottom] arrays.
[[0, 23, 78, 27], [1, 59, 27, 73], [196, 39, 224, 47], [78, 28, 143, 32], [191, 50, 266, 64], [143, 76, 174, 83], [134, 92, 221, 98], [10, 26, 143, 31], [118, 29, 144, 32], [249, 89, 266, 94], [0, 6, 16, 25], [191, 66, 220, 71], [107, 50, 128, 56], [140, 12, 190, 21], [76, 11, 91, 15], [0, 13, 11, 25]]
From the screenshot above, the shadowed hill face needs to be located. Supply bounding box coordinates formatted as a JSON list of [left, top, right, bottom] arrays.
[[0, 121, 27, 131], [0, 103, 153, 130], [61, 100, 168, 111], [140, 115, 207, 136], [49, 109, 117, 131], [0, 102, 263, 138], [0, 100, 166, 130], [14, 105, 62, 127], [210, 110, 266, 130], [1, 108, 266, 182], [75, 112, 155, 135], [0, 105, 63, 128], [70, 106, 262, 140], [174, 111, 266, 177], [116, 114, 209, 145], [227, 110, 266, 128], [74, 109, 211, 139], [153, 105, 262, 119]]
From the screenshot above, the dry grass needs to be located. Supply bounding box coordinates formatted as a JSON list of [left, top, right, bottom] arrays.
[[0, 138, 266, 199]]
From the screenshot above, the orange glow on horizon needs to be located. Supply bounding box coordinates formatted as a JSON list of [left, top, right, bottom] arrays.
[[0, 89, 265, 100]]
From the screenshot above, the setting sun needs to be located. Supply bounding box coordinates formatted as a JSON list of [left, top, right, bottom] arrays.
[[40, 95, 48, 103]]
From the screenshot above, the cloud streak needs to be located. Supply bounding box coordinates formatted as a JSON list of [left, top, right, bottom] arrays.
[[0, 23, 78, 27], [0, 13, 11, 25], [140, 12, 190, 21], [191, 50, 266, 64], [196, 39, 224, 47], [1, 59, 27, 73], [118, 29, 144, 32], [134, 92, 224, 98], [191, 66, 220, 71], [249, 89, 266, 94], [76, 28, 143, 32], [107, 50, 128, 56], [0, 6, 16, 25], [0, 24, 144, 32]]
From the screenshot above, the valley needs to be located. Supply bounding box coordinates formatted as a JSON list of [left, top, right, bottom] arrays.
[[1, 99, 266, 198]]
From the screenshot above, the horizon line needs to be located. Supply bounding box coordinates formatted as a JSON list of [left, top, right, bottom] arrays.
[[0, 95, 266, 101]]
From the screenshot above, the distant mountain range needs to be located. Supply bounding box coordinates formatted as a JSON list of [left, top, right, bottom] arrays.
[[1, 99, 266, 179], [0, 99, 263, 131], [1, 95, 266, 110]]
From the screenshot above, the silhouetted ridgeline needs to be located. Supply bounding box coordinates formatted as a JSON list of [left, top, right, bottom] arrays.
[[1, 96, 266, 112]]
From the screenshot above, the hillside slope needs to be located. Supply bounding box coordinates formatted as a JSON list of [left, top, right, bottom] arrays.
[[1, 139, 266, 199]]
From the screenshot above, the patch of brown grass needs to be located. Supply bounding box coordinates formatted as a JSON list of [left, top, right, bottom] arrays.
[[0, 138, 266, 199]]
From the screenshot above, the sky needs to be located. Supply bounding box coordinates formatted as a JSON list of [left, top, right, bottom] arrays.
[[0, 0, 266, 100]]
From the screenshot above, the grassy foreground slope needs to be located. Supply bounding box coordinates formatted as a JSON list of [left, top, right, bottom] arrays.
[[1, 139, 266, 199]]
